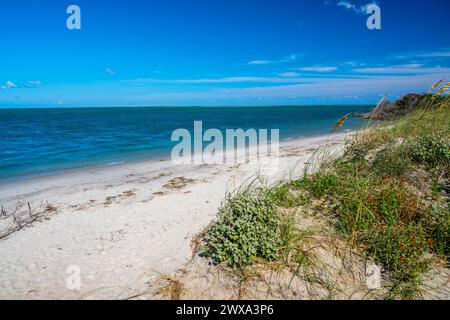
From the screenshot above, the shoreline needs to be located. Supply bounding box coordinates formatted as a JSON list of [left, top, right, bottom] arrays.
[[0, 132, 352, 299], [0, 130, 354, 191], [0, 130, 354, 187]]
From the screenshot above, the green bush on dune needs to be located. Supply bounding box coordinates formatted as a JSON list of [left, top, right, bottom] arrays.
[[422, 205, 450, 258], [367, 223, 429, 282], [201, 189, 281, 268], [409, 135, 450, 168]]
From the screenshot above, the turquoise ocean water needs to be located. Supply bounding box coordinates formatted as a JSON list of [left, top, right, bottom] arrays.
[[0, 105, 373, 182]]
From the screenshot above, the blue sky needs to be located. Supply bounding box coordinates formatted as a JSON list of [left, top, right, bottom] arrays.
[[0, 0, 449, 107]]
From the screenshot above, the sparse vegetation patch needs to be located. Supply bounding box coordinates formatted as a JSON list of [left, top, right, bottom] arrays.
[[199, 81, 450, 299]]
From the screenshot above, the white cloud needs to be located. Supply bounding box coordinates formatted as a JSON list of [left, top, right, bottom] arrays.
[[295, 66, 338, 72], [278, 72, 300, 77], [285, 54, 300, 61], [353, 64, 450, 74], [325, 1, 377, 15], [123, 57, 450, 104], [0, 81, 17, 89], [6, 81, 16, 88], [1, 80, 44, 89], [27, 81, 42, 85], [341, 61, 366, 67], [105, 67, 116, 75], [416, 50, 450, 58], [24, 80, 42, 88], [392, 49, 450, 60], [126, 76, 313, 84], [248, 60, 271, 65], [248, 54, 300, 65], [130, 72, 450, 104]]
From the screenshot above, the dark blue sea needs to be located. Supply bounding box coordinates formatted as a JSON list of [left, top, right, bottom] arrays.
[[0, 105, 372, 182]]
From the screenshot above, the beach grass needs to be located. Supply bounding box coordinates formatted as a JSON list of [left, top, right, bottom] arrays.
[[200, 81, 450, 299]]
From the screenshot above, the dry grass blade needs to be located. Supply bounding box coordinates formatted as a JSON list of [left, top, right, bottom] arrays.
[[428, 79, 445, 94], [331, 113, 352, 133], [0, 206, 7, 217], [157, 275, 184, 300], [0, 201, 58, 240], [434, 81, 450, 96]]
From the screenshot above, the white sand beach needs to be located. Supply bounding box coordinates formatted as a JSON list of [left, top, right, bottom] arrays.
[[0, 133, 351, 299]]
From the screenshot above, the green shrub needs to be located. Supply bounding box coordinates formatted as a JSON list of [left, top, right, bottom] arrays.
[[336, 183, 377, 235], [343, 139, 372, 163], [371, 180, 424, 223], [337, 179, 424, 236], [334, 176, 431, 283], [367, 224, 429, 282], [342, 129, 393, 165], [266, 184, 306, 208], [410, 135, 450, 167], [292, 174, 339, 198], [334, 160, 357, 175], [372, 147, 412, 177], [337, 199, 377, 235], [422, 206, 450, 259], [201, 189, 281, 268], [431, 215, 450, 258]]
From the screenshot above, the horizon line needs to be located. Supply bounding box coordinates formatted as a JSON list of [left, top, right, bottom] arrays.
[[0, 103, 376, 110]]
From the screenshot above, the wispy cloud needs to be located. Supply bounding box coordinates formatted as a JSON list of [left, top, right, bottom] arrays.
[[248, 54, 300, 65], [26, 80, 42, 86], [324, 0, 377, 15], [0, 81, 17, 89], [353, 64, 450, 74], [130, 72, 449, 105], [416, 50, 450, 58], [1, 80, 43, 89], [392, 48, 450, 59], [294, 66, 338, 72], [23, 80, 42, 88], [277, 72, 300, 77], [248, 60, 271, 65], [105, 67, 116, 75], [126, 76, 313, 84], [122, 53, 449, 104], [341, 61, 367, 67], [52, 100, 66, 106], [125, 59, 449, 88]]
